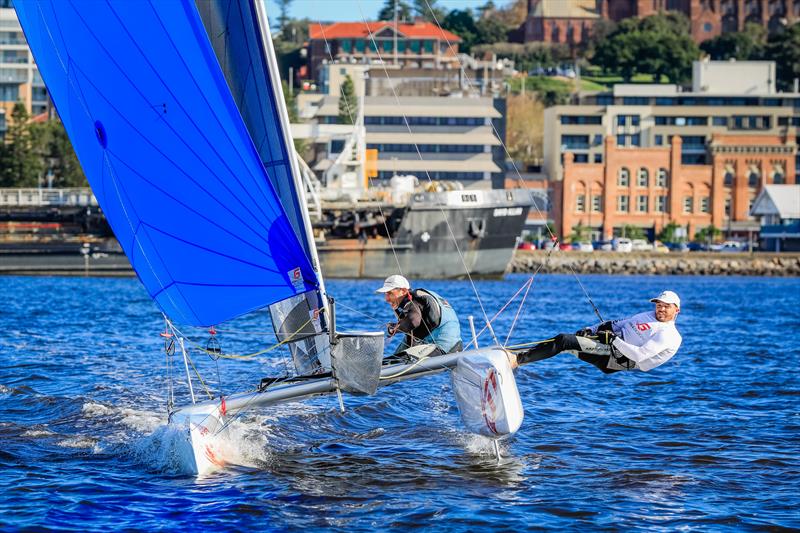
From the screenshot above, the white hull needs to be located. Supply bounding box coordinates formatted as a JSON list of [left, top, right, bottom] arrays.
[[170, 347, 511, 476]]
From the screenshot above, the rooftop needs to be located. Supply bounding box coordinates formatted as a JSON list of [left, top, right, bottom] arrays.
[[751, 185, 800, 219], [309, 21, 461, 42]]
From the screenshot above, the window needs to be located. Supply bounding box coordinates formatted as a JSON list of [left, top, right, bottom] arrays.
[[592, 195, 602, 212], [560, 115, 602, 125], [341, 39, 352, 53], [704, 22, 712, 31], [617, 115, 626, 127], [573, 153, 589, 163], [637, 195, 649, 212], [423, 40, 433, 53], [655, 195, 667, 213], [561, 135, 589, 149], [700, 196, 710, 213], [654, 116, 707, 126], [748, 171, 759, 187], [655, 134, 663, 146], [618, 168, 630, 187], [631, 115, 640, 126], [397, 40, 406, 52], [712, 116, 727, 126], [773, 172, 785, 184], [617, 134, 626, 146], [656, 168, 668, 187], [594, 153, 603, 163], [617, 195, 629, 212], [637, 168, 649, 187], [355, 39, 366, 52], [576, 194, 586, 212], [749, 196, 755, 213], [623, 97, 649, 105], [593, 134, 603, 145], [383, 40, 393, 52], [683, 196, 693, 213], [724, 172, 734, 186], [631, 134, 641, 146], [410, 40, 420, 53], [725, 197, 732, 217]]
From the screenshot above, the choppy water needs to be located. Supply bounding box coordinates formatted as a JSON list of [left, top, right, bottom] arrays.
[[1, 274, 798, 530]]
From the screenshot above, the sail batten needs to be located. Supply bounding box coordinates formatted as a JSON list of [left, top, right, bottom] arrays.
[[16, 0, 320, 326]]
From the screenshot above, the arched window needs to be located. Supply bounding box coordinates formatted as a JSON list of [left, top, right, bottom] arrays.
[[724, 171, 734, 186], [773, 172, 785, 184], [656, 168, 669, 187], [637, 168, 649, 187], [618, 167, 630, 187], [748, 171, 759, 187]]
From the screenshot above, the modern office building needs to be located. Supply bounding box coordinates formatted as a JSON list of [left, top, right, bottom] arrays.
[[544, 60, 798, 241], [307, 95, 506, 186], [0, 3, 49, 138], [307, 20, 462, 83]]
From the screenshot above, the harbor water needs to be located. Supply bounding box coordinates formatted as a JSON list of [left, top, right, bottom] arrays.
[[1, 274, 798, 530]]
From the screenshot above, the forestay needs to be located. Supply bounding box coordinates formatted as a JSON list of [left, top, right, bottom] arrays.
[[15, 0, 318, 327]]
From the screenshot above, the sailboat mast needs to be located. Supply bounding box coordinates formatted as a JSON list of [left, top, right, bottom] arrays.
[[251, 1, 331, 322]]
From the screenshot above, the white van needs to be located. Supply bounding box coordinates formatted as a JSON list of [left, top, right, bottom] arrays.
[[614, 238, 633, 252]]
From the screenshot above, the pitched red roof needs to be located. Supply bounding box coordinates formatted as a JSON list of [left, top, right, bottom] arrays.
[[309, 21, 461, 43]]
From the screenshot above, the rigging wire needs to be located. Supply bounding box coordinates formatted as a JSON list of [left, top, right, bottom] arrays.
[[354, 0, 499, 346], [419, 0, 604, 322]]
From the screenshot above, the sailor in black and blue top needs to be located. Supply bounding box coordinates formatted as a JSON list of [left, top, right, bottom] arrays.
[[376, 275, 463, 356]]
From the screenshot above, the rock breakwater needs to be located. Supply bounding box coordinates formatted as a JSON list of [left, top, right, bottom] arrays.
[[510, 251, 800, 276]]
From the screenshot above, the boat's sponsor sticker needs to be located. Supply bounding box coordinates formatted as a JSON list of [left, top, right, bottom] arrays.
[[289, 267, 304, 290]]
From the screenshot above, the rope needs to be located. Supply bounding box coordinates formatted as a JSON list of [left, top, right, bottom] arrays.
[[504, 276, 533, 346], [418, 0, 605, 324]]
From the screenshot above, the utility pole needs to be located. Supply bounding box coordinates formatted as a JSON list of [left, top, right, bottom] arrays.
[[393, 0, 398, 66]]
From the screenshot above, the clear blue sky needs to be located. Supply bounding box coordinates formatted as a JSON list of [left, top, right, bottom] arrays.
[[264, 0, 513, 23]]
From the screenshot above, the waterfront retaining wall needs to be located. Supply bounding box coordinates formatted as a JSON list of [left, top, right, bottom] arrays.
[[510, 251, 800, 276]]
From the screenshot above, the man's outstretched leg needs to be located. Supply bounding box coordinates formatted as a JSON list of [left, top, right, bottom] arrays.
[[516, 333, 583, 365]]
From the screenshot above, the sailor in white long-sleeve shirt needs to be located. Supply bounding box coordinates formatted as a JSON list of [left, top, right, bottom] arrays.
[[515, 291, 683, 374]]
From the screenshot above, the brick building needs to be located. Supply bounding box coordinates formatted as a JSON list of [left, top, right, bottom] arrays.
[[544, 61, 799, 241], [517, 0, 800, 46], [307, 21, 461, 83]]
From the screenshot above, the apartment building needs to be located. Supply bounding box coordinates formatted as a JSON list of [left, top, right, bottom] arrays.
[[309, 95, 506, 186], [0, 2, 48, 138], [307, 20, 461, 83], [543, 61, 798, 240]]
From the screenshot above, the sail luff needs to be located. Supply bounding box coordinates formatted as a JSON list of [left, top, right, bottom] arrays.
[[249, 0, 331, 322]]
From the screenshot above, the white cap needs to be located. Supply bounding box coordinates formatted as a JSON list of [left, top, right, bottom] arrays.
[[375, 274, 410, 293], [650, 290, 680, 308]]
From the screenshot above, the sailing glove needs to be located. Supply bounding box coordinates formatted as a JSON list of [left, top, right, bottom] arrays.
[[596, 330, 616, 345], [596, 321, 613, 332]]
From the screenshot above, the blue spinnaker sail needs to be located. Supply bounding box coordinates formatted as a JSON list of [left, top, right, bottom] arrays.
[[196, 0, 314, 260], [15, 0, 318, 326]]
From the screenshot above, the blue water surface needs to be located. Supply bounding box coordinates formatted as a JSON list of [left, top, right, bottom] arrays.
[[1, 274, 798, 531]]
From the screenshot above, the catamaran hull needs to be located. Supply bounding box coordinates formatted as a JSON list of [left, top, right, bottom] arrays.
[[171, 347, 513, 475], [169, 408, 228, 477]]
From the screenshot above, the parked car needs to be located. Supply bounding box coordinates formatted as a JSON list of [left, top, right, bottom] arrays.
[[575, 241, 594, 252], [652, 240, 670, 253], [712, 240, 747, 253], [631, 239, 652, 252], [542, 240, 557, 251], [517, 241, 536, 251], [686, 242, 708, 252], [593, 240, 613, 251], [613, 238, 633, 252], [665, 242, 690, 253], [559, 242, 573, 251]]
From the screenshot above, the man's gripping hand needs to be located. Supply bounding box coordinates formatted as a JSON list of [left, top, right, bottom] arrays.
[[575, 327, 593, 337], [596, 330, 616, 345]]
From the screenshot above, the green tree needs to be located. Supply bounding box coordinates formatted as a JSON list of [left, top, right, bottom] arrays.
[[765, 22, 800, 91], [658, 220, 683, 243], [700, 22, 766, 60], [694, 224, 722, 243], [621, 224, 645, 240], [275, 0, 293, 32], [442, 9, 478, 52], [569, 222, 591, 243], [412, 0, 446, 22], [476, 17, 508, 45], [377, 0, 413, 22], [43, 120, 86, 187], [592, 13, 699, 83], [0, 102, 44, 187], [338, 74, 357, 125]]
